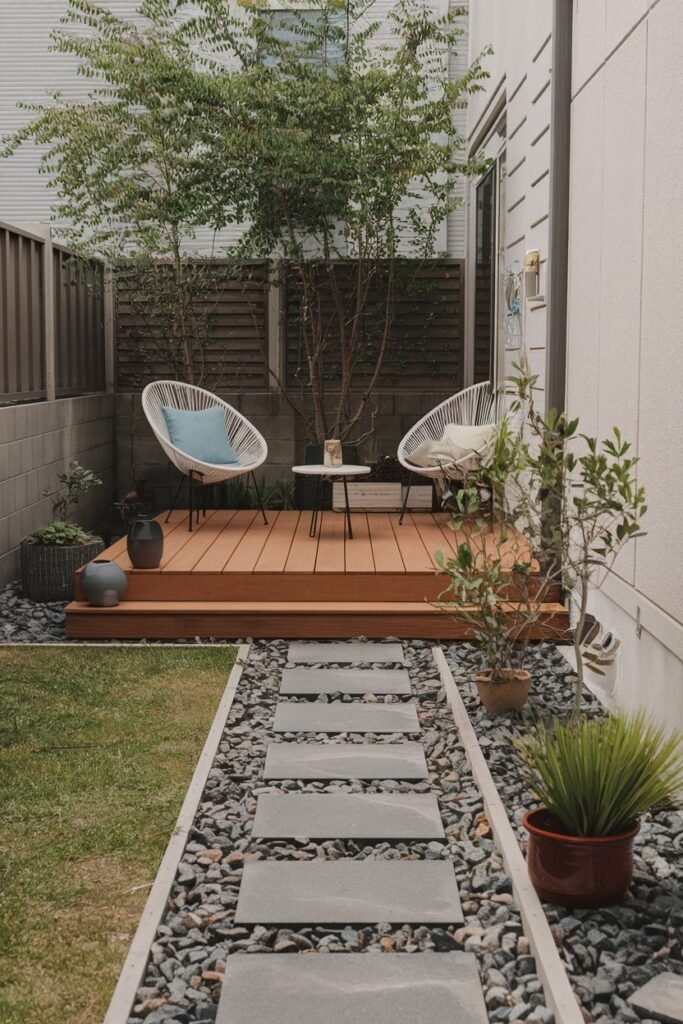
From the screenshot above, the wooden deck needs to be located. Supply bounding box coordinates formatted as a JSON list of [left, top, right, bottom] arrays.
[[65, 510, 569, 640]]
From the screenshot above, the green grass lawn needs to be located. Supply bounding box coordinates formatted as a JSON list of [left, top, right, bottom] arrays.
[[0, 644, 237, 1024]]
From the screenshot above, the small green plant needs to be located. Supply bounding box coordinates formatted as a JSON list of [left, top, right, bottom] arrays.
[[45, 460, 102, 522], [31, 521, 95, 547], [514, 713, 683, 837]]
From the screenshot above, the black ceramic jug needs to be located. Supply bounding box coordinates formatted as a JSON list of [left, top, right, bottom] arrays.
[[127, 516, 164, 569]]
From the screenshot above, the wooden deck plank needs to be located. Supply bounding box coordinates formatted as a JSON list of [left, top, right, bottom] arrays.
[[315, 512, 346, 574], [193, 510, 258, 572], [389, 514, 434, 572], [114, 511, 190, 571], [157, 511, 217, 570], [284, 512, 319, 574], [165, 510, 238, 573], [223, 511, 277, 573], [344, 513, 376, 574], [367, 514, 406, 574], [408, 513, 458, 570], [254, 511, 301, 573]]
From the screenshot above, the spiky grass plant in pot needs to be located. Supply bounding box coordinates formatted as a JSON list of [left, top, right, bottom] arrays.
[[515, 714, 683, 907]]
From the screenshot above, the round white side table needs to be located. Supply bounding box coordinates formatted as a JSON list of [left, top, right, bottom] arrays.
[[292, 464, 371, 539]]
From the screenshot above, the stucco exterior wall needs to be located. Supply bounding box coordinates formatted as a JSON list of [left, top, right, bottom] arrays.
[[567, 0, 683, 729], [466, 1, 553, 396]]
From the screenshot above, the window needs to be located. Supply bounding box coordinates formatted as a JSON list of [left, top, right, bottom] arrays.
[[265, 8, 347, 66]]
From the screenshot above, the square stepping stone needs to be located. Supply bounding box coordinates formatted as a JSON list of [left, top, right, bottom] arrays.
[[273, 702, 420, 734], [263, 742, 429, 780], [252, 793, 445, 839], [216, 952, 488, 1024], [628, 973, 683, 1023], [288, 641, 406, 665], [234, 860, 463, 924], [280, 667, 411, 696]]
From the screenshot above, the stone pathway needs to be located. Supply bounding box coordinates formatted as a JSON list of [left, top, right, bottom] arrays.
[[215, 639, 489, 1024]]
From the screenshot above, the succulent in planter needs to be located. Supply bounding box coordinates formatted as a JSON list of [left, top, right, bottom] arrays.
[[21, 461, 104, 603], [514, 713, 683, 907]]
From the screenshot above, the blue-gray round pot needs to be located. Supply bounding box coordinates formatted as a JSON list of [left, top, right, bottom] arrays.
[[80, 559, 128, 607], [127, 516, 164, 569]]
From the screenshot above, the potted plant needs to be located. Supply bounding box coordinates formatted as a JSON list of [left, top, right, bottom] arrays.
[[20, 461, 104, 602], [437, 539, 538, 714], [515, 713, 683, 907], [436, 422, 543, 714]]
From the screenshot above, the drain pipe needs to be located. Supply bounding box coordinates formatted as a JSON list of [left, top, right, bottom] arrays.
[[545, 0, 573, 414]]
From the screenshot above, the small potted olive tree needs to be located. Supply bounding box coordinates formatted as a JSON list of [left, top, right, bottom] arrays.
[[436, 420, 545, 714], [515, 713, 683, 907], [20, 461, 104, 602]]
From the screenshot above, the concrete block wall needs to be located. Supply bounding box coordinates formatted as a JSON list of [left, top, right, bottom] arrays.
[[0, 395, 117, 587], [114, 388, 454, 508]]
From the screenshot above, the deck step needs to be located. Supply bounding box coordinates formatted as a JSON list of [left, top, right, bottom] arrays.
[[215, 953, 488, 1024], [65, 599, 570, 640], [234, 860, 463, 924]]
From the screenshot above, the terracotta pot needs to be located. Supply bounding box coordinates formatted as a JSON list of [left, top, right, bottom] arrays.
[[473, 668, 531, 715], [524, 808, 639, 908]]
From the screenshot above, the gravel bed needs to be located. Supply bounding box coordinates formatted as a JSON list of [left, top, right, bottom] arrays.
[[445, 642, 683, 1024], [128, 639, 553, 1024], [0, 581, 67, 642]]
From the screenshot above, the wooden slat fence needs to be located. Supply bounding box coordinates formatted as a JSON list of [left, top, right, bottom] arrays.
[[53, 245, 106, 397], [0, 222, 45, 402], [116, 262, 269, 390], [284, 259, 465, 392], [0, 221, 107, 404]]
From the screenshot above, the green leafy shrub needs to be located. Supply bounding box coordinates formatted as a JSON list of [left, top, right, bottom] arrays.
[[46, 460, 102, 521], [514, 713, 683, 837], [30, 522, 95, 547]]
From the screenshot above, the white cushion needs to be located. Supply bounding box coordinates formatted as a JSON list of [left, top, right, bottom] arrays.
[[440, 423, 496, 451], [407, 423, 496, 469]]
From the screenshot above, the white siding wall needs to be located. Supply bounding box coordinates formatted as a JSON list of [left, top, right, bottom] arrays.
[[466, 1, 553, 394], [567, 0, 683, 729], [0, 0, 467, 258]]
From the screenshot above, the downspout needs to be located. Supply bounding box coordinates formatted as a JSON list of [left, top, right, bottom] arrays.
[[545, 0, 573, 414]]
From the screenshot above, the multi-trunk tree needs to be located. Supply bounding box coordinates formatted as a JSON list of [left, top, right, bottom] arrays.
[[3, 0, 489, 437]]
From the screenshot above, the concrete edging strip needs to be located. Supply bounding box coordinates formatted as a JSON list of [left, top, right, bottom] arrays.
[[102, 643, 251, 1024], [431, 645, 584, 1024]]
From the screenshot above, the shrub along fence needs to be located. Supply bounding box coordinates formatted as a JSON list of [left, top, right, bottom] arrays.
[[0, 220, 109, 405]]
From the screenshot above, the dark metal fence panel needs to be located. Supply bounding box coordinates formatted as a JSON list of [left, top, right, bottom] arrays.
[[116, 262, 269, 391], [53, 246, 106, 397], [284, 259, 465, 393], [0, 222, 46, 402]]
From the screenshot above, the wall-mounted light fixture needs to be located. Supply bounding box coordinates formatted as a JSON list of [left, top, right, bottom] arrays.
[[524, 249, 541, 301]]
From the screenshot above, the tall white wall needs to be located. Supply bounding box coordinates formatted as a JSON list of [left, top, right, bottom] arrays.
[[466, 1, 553, 396], [567, 0, 683, 729], [0, 0, 468, 258]]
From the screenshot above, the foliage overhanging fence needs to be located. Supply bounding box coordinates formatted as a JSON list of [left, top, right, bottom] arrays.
[[0, 221, 107, 404]]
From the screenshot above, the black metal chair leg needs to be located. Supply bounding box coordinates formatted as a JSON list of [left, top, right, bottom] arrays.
[[310, 475, 322, 537], [166, 473, 184, 523], [399, 472, 414, 525], [250, 471, 268, 525], [188, 471, 194, 532], [342, 475, 353, 540]]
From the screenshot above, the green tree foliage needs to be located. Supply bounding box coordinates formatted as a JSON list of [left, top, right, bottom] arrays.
[[3, 0, 489, 424]]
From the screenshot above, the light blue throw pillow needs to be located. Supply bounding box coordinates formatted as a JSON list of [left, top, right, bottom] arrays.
[[161, 406, 239, 465]]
